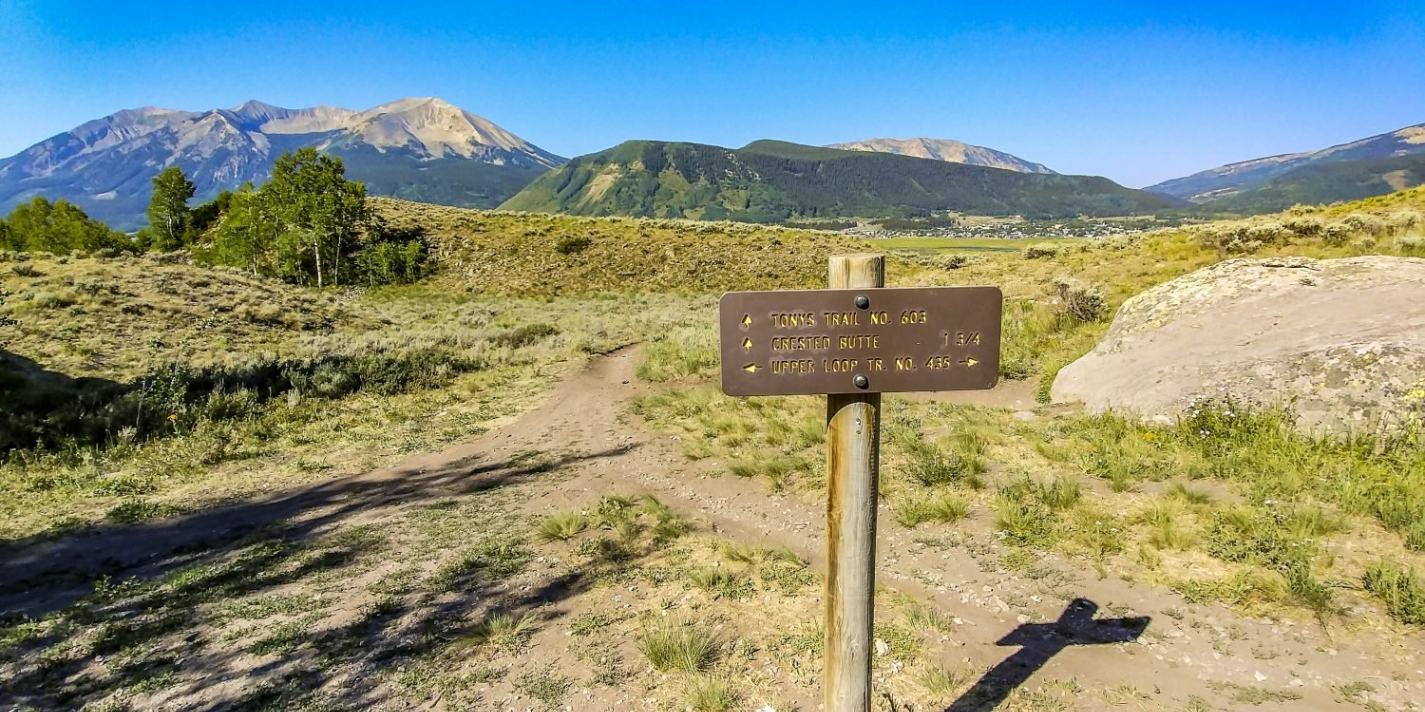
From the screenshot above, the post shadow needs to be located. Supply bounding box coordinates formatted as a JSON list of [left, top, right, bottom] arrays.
[[946, 598, 1150, 712]]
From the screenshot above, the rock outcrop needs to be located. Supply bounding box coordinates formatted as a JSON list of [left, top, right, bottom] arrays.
[[1051, 256, 1425, 434]]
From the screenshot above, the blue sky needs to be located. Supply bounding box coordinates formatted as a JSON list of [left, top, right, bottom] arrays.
[[2, 1, 1422, 187]]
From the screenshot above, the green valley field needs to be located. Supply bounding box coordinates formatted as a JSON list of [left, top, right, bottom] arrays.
[[2, 188, 1425, 711]]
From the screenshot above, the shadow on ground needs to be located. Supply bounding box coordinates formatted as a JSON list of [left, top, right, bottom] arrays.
[[1, 342, 482, 453], [946, 598, 1150, 712], [0, 349, 129, 452], [0, 444, 637, 709]]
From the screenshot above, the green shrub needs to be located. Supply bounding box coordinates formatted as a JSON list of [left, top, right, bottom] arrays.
[[106, 499, 180, 523], [902, 440, 976, 487], [1052, 277, 1107, 322], [1363, 563, 1425, 625], [1340, 212, 1387, 238], [1166, 482, 1212, 505], [490, 323, 559, 349], [686, 676, 739, 712], [1068, 506, 1125, 561], [515, 667, 572, 706], [688, 567, 751, 599], [895, 492, 970, 527], [355, 237, 427, 284], [537, 512, 589, 541], [576, 536, 633, 563], [283, 348, 483, 396], [1195, 209, 1422, 254], [1034, 476, 1082, 511], [2, 347, 482, 455], [1175, 570, 1286, 607], [728, 454, 807, 490], [1399, 234, 1425, 257], [593, 495, 638, 527], [32, 289, 79, 309], [554, 234, 593, 254], [465, 611, 538, 652], [993, 494, 1051, 546], [1205, 506, 1332, 615], [638, 329, 718, 382], [1143, 501, 1193, 550]]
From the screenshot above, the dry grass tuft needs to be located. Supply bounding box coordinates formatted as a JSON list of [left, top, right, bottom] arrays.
[[637, 623, 721, 672]]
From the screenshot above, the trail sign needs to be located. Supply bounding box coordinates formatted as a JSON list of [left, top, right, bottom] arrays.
[[718, 286, 1002, 396], [717, 255, 1003, 712]]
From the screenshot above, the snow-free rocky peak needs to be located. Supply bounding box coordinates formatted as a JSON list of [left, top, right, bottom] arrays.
[[826, 137, 1055, 174], [338, 97, 559, 165], [0, 97, 565, 229]]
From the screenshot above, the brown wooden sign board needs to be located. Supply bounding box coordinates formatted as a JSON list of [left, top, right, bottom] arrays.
[[719, 286, 1003, 396]]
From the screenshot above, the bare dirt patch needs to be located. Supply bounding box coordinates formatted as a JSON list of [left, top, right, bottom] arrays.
[[4, 347, 1423, 711]]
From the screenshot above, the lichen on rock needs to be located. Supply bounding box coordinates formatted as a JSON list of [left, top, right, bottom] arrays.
[[1051, 256, 1425, 435]]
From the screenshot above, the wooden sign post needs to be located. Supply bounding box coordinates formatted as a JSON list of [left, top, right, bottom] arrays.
[[718, 254, 1003, 712], [824, 254, 884, 712]]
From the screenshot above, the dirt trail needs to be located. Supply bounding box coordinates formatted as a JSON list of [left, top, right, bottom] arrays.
[[8, 348, 1422, 710], [502, 349, 1424, 710]]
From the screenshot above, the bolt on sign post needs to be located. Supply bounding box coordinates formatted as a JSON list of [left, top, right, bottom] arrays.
[[718, 254, 1002, 712]]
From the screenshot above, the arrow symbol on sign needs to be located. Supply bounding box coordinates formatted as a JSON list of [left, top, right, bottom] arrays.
[[741, 314, 752, 327], [742, 337, 752, 351], [743, 362, 760, 373], [960, 357, 979, 367]]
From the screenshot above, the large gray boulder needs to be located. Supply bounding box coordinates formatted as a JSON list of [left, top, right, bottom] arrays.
[[1051, 256, 1425, 434]]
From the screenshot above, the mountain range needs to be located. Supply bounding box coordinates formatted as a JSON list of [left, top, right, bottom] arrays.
[[3, 96, 1421, 229], [499, 139, 1179, 220], [826, 137, 1055, 174], [1146, 122, 1425, 211], [0, 97, 563, 230]]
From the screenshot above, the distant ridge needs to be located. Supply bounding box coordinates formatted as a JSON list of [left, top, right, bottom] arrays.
[[1148, 122, 1425, 209], [501, 138, 1180, 221], [0, 97, 564, 229], [827, 137, 1054, 174], [1193, 153, 1425, 214]]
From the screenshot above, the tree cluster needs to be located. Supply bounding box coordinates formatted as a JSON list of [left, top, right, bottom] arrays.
[[2, 150, 427, 287], [187, 149, 425, 286], [0, 197, 130, 254]]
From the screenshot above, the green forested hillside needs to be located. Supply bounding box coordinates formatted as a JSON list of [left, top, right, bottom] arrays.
[[1201, 153, 1425, 214], [500, 139, 1183, 220], [330, 145, 551, 209]]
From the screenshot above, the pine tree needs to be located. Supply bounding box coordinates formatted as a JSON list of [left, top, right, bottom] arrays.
[[146, 165, 196, 251]]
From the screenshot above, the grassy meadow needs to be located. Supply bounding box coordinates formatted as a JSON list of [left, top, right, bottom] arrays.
[[632, 187, 1425, 631], [0, 251, 714, 539], [2, 188, 1424, 709], [371, 198, 866, 296], [868, 236, 1074, 254]]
